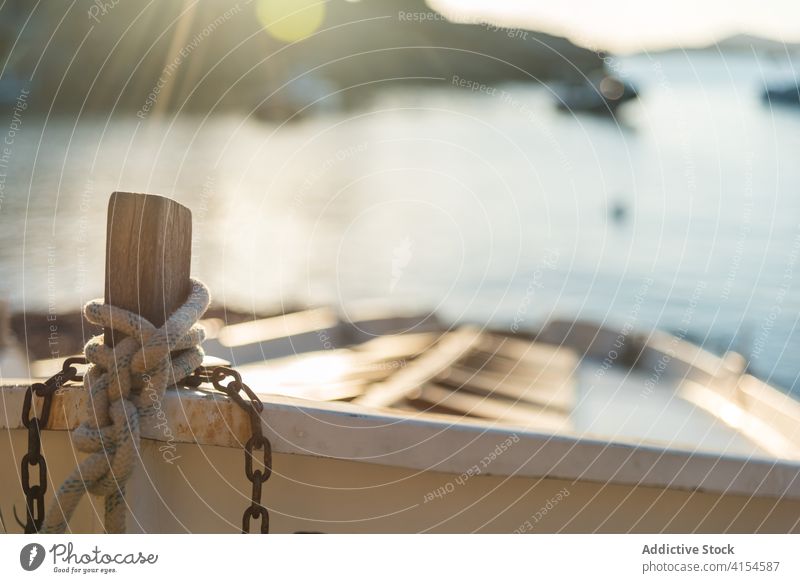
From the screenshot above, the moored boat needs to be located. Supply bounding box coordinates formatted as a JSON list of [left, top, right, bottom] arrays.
[[2, 307, 799, 533], [1, 192, 798, 534], [762, 83, 800, 107], [553, 74, 638, 116]]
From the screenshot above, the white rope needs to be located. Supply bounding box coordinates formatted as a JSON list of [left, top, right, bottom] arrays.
[[43, 279, 210, 533]]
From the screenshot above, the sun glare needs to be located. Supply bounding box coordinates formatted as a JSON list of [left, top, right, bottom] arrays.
[[257, 0, 326, 42]]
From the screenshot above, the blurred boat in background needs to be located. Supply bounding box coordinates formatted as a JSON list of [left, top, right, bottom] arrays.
[[762, 83, 800, 107], [553, 74, 638, 115]]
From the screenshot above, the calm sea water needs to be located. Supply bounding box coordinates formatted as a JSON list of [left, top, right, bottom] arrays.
[[1, 51, 799, 390]]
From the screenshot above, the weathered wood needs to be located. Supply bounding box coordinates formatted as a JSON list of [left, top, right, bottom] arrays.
[[104, 192, 192, 345], [354, 332, 440, 362], [436, 364, 575, 412], [411, 383, 571, 431], [353, 327, 483, 408], [479, 333, 579, 370]]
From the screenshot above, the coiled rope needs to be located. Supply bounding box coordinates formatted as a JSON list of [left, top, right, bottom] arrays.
[[43, 279, 210, 533]]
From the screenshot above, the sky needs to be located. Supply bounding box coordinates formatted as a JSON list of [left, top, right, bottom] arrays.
[[430, 0, 800, 54]]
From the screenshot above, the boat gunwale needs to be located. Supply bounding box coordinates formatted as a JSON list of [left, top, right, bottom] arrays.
[[1, 379, 799, 501]]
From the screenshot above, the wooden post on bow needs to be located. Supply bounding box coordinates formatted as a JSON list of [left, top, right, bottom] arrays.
[[103, 192, 192, 346]]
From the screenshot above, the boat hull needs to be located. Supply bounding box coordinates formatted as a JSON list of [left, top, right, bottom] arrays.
[[3, 429, 798, 533]]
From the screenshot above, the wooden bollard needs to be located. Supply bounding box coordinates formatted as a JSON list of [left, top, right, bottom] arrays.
[[104, 192, 192, 346]]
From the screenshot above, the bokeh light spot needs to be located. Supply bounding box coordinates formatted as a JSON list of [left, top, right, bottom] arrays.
[[257, 0, 326, 42]]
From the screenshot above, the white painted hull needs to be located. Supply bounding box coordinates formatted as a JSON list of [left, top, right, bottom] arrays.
[[2, 430, 799, 533]]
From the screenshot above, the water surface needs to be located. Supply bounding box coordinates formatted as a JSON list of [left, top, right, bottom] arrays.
[[2, 51, 799, 390]]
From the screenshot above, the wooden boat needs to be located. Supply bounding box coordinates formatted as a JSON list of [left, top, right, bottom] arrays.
[[2, 193, 799, 533], [3, 306, 800, 533]]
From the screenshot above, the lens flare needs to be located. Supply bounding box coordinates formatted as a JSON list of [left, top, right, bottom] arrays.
[[257, 0, 326, 42]]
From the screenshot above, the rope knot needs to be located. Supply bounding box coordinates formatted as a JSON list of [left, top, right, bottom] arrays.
[[43, 279, 210, 533]]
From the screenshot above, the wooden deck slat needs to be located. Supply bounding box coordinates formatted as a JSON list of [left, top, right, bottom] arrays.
[[437, 364, 575, 412], [461, 351, 574, 382], [411, 383, 571, 431], [353, 332, 441, 361], [480, 333, 579, 369], [353, 327, 483, 408]]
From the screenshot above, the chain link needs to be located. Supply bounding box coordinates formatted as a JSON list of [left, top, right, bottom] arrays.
[[17, 356, 86, 533], [186, 365, 270, 533]]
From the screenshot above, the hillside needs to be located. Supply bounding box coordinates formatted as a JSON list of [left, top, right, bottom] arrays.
[[0, 0, 608, 116]]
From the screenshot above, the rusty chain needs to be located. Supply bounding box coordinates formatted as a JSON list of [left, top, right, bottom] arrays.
[[16, 357, 270, 534], [17, 356, 87, 533], [185, 365, 271, 533]]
